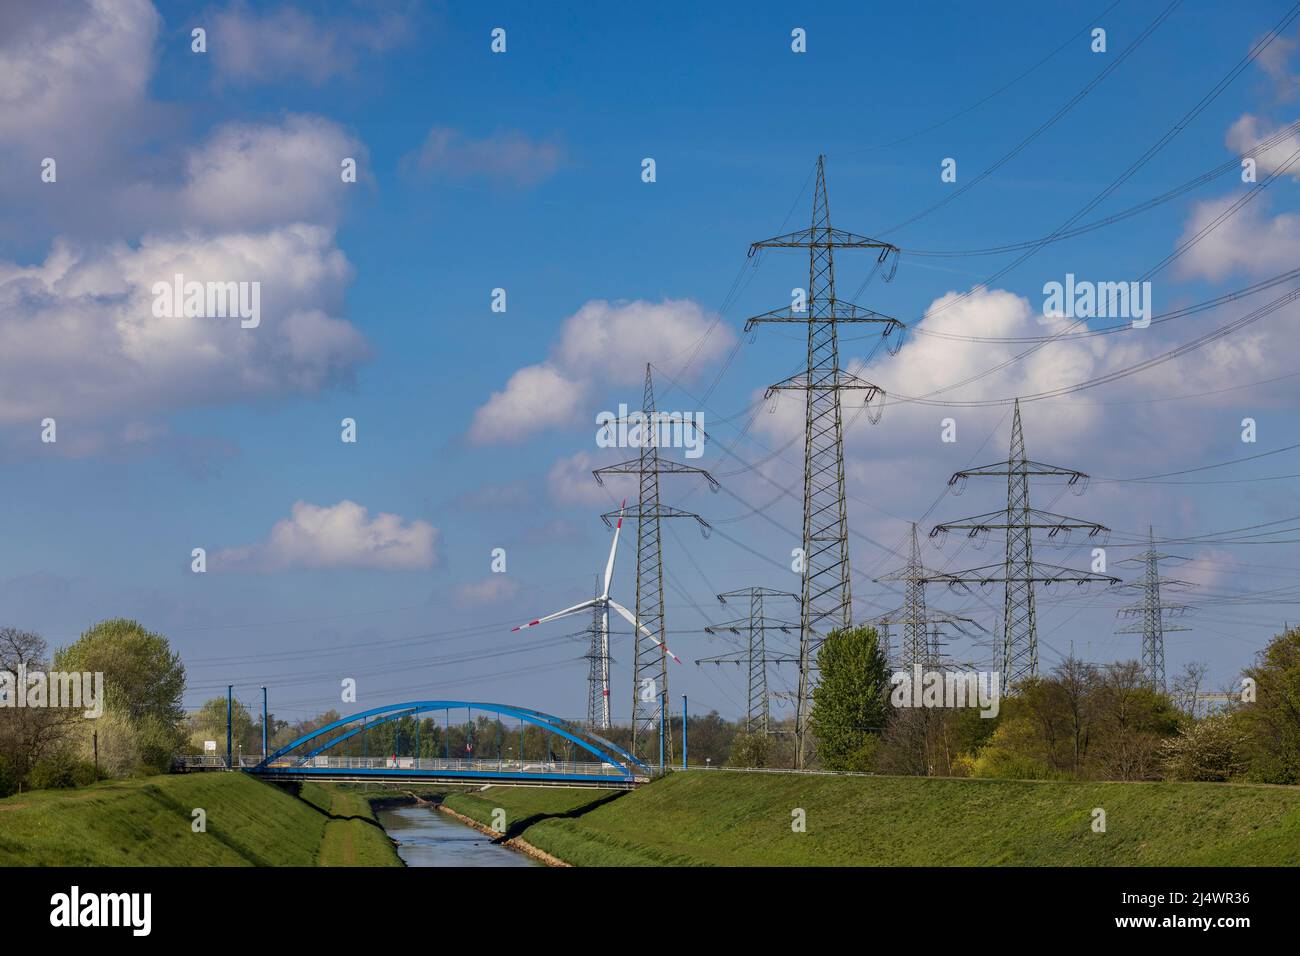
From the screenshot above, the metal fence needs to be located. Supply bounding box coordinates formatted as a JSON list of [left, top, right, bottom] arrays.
[[175, 754, 631, 777]]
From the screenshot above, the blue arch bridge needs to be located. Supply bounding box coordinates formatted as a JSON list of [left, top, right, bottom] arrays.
[[176, 701, 655, 789]]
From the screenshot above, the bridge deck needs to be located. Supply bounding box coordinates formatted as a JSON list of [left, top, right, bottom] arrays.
[[175, 755, 648, 788]]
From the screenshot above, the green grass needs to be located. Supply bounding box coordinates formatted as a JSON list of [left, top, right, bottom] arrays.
[[443, 771, 1300, 866], [299, 783, 401, 867], [0, 774, 400, 867]]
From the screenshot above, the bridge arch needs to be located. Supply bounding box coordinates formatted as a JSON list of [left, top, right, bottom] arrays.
[[256, 701, 648, 779]]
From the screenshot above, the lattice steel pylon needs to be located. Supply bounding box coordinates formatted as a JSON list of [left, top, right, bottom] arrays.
[[925, 399, 1119, 691], [1115, 526, 1194, 693], [698, 588, 799, 736], [747, 155, 904, 768], [594, 364, 717, 764], [583, 576, 611, 730], [873, 523, 981, 671], [868, 522, 977, 671]]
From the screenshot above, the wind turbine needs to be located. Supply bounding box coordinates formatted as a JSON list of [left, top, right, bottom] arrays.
[[512, 500, 681, 728]]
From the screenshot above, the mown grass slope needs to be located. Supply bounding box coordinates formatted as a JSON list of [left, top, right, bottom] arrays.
[[443, 770, 1300, 866], [0, 774, 399, 867], [298, 783, 401, 866]]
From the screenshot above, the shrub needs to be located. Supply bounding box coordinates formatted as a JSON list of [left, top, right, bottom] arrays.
[[1160, 713, 1247, 782]]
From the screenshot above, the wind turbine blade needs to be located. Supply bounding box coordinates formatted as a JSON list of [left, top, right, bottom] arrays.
[[602, 499, 627, 599], [608, 598, 681, 664], [512, 599, 598, 632]]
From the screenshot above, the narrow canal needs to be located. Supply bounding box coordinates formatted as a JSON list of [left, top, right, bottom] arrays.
[[376, 804, 544, 867]]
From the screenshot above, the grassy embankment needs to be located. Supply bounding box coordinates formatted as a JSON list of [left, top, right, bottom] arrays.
[[4, 770, 1297, 867], [0, 772, 400, 866], [442, 770, 1300, 866]]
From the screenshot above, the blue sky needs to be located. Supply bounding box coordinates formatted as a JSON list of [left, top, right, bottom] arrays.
[[3, 0, 1300, 722]]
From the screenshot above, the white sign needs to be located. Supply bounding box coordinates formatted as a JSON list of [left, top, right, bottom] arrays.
[[204, 740, 217, 753]]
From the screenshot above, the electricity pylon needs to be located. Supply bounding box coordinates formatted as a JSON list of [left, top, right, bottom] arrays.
[[874, 523, 981, 671], [594, 364, 717, 763], [925, 399, 1118, 691], [747, 155, 904, 768], [1115, 526, 1194, 693], [698, 588, 799, 736]]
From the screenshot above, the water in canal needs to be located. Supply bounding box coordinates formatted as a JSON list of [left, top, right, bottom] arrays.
[[377, 804, 543, 867]]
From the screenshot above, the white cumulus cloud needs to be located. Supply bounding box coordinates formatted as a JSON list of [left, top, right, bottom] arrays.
[[469, 298, 731, 444], [216, 500, 439, 571], [0, 225, 369, 425]]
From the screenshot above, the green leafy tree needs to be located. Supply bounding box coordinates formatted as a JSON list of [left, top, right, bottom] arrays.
[[810, 625, 890, 772], [54, 619, 185, 726], [187, 697, 257, 757], [1086, 661, 1180, 781], [55, 619, 187, 775], [1235, 626, 1300, 783]]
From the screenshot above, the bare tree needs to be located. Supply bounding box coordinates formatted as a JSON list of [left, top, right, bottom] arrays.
[[1170, 661, 1210, 717], [0, 628, 79, 783]]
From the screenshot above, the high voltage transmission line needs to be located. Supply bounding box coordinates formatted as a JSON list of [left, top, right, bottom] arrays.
[[594, 365, 717, 764], [652, 5, 1300, 423], [698, 587, 799, 737], [896, 120, 1300, 258], [906, 1, 1300, 332], [924, 400, 1119, 689], [849, 0, 1123, 153], [873, 523, 982, 671], [1114, 527, 1196, 692], [745, 155, 904, 768], [880, 0, 1184, 237]]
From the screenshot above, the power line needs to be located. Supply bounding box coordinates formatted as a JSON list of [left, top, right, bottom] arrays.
[[879, 0, 1183, 236], [848, 0, 1126, 154]]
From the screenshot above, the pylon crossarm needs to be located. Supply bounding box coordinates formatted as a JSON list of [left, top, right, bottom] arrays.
[[748, 226, 899, 255], [601, 505, 710, 527], [873, 606, 982, 627], [746, 301, 904, 329], [696, 653, 747, 664], [594, 459, 718, 491], [762, 369, 883, 391], [923, 563, 1121, 586], [1115, 553, 1193, 567], [949, 460, 1090, 482], [717, 588, 797, 603], [1114, 577, 1197, 590], [1117, 601, 1192, 616]]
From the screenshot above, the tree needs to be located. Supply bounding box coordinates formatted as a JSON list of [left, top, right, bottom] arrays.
[[970, 714, 1057, 780], [187, 697, 257, 757], [1170, 661, 1210, 718], [726, 731, 769, 768], [1052, 656, 1099, 776], [54, 619, 185, 726], [681, 710, 735, 767], [810, 625, 890, 772], [0, 628, 80, 789], [54, 620, 187, 776], [1235, 626, 1300, 784], [1160, 712, 1247, 781], [1086, 661, 1179, 781]]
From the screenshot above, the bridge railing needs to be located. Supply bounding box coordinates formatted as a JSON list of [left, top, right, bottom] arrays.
[[176, 755, 264, 769], [175, 754, 633, 777]]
